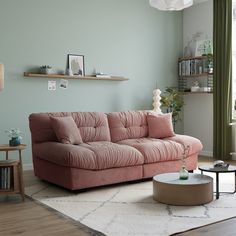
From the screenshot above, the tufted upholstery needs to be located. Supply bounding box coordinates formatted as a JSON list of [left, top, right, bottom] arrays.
[[118, 135, 202, 164], [29, 110, 203, 190], [29, 112, 111, 143], [107, 111, 149, 143], [34, 141, 144, 170]]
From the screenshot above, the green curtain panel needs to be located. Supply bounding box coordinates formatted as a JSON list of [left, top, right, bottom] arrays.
[[213, 0, 232, 160]]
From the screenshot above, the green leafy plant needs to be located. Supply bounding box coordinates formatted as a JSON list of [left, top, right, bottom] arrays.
[[5, 128, 22, 139], [160, 87, 184, 129], [207, 53, 213, 72], [40, 65, 52, 69]]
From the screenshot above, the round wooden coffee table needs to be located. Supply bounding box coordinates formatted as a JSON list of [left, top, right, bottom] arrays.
[[153, 173, 213, 205]]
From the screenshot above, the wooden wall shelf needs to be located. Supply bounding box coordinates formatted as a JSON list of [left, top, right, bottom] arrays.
[[181, 73, 213, 78], [24, 72, 128, 81], [182, 92, 213, 94]]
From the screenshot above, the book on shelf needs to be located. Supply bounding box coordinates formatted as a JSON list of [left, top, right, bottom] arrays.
[[95, 73, 111, 78], [178, 58, 208, 76], [0, 166, 12, 190]]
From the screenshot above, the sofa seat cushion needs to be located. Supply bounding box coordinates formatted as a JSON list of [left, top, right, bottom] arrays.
[[33, 141, 144, 170], [80, 141, 144, 169], [165, 134, 203, 156], [33, 142, 97, 170], [117, 135, 202, 164]]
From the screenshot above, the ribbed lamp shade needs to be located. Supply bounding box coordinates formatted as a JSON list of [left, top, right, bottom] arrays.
[[149, 0, 193, 11], [0, 64, 4, 91]]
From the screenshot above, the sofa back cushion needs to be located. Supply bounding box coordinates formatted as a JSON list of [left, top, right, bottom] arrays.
[[147, 113, 175, 138], [107, 111, 148, 142], [29, 112, 111, 143], [50, 116, 83, 144]]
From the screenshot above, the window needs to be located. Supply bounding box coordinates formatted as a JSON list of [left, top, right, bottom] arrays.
[[233, 0, 236, 117]]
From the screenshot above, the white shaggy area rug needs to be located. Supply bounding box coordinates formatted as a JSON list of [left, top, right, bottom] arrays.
[[25, 171, 236, 236]]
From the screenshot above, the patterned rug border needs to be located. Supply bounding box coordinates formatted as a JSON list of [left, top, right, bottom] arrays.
[[25, 195, 106, 236]]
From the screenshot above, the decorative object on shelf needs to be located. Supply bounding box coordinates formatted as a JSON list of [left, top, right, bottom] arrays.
[[152, 89, 162, 113], [67, 54, 85, 76], [5, 128, 22, 146], [149, 0, 193, 11], [39, 65, 52, 74], [184, 32, 203, 57], [191, 80, 200, 92], [179, 145, 190, 180], [95, 73, 111, 78], [206, 54, 213, 73], [65, 68, 73, 76], [195, 39, 213, 57], [160, 87, 184, 130], [0, 63, 4, 91]]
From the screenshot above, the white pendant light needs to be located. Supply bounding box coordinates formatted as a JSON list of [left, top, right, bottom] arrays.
[[149, 0, 193, 11], [0, 64, 4, 91]]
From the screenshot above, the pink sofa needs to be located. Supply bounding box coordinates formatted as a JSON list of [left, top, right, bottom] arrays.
[[29, 111, 202, 190]]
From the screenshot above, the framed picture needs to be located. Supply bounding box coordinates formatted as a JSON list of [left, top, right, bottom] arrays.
[[67, 54, 85, 76], [195, 39, 213, 56]]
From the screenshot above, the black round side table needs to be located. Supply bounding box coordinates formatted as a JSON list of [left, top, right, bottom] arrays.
[[198, 165, 236, 199]]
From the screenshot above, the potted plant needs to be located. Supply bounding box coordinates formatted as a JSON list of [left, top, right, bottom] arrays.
[[207, 53, 213, 73], [5, 128, 22, 146], [160, 87, 184, 130], [39, 65, 52, 74]]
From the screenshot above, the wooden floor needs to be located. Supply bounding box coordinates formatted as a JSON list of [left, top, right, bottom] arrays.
[[0, 156, 236, 236], [174, 217, 236, 236], [0, 171, 94, 236]]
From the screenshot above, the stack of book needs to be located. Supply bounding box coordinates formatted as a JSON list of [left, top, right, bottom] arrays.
[[179, 58, 208, 76], [0, 160, 14, 190]]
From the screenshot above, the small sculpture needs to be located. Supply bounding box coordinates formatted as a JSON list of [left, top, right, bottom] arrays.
[[152, 89, 162, 114], [193, 81, 200, 87]]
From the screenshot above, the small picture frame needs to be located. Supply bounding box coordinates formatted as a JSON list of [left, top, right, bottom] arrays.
[[195, 39, 213, 56], [67, 54, 85, 76]]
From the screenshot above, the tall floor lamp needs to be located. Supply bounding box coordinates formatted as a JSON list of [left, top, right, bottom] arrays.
[[0, 64, 4, 91]]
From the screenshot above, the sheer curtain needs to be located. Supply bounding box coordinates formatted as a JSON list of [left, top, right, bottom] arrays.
[[213, 0, 232, 160]]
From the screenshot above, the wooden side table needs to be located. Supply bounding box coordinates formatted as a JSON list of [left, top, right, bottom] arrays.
[[0, 144, 26, 201], [199, 165, 236, 199]]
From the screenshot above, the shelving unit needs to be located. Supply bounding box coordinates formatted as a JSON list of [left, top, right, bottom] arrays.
[[0, 160, 20, 194], [24, 72, 129, 81], [178, 56, 213, 94], [0, 144, 26, 201]]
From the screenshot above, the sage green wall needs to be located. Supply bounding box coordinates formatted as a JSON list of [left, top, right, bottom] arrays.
[[0, 0, 182, 166]]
